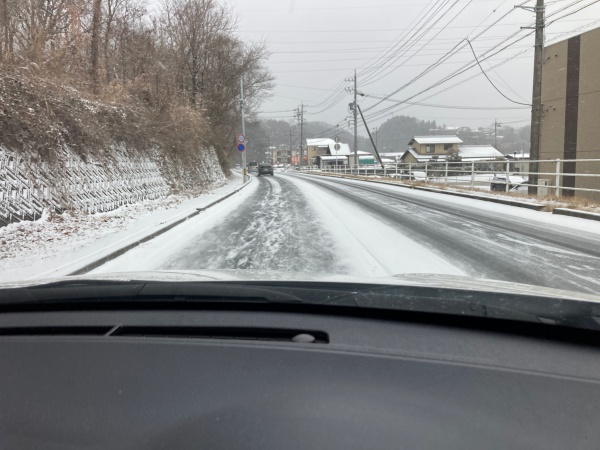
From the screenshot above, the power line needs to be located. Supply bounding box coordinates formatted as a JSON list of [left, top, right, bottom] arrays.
[[303, 78, 350, 109], [398, 15, 600, 111], [264, 0, 600, 128], [465, 38, 532, 106], [337, 0, 587, 117], [357, 0, 451, 79], [360, 0, 533, 114], [362, 0, 475, 86], [269, 44, 532, 62], [240, 0, 500, 13], [360, 93, 530, 110], [547, 0, 600, 24], [239, 20, 583, 34], [362, 28, 536, 120], [270, 54, 531, 73]]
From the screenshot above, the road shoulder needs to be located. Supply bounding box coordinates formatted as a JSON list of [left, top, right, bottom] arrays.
[[0, 173, 251, 282]]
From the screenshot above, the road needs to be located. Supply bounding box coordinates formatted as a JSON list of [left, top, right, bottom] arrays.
[[93, 172, 600, 295]]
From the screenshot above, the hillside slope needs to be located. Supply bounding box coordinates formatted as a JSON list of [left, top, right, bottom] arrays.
[[0, 72, 225, 226]]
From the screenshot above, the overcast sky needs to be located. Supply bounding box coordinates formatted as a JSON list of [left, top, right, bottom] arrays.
[[226, 0, 600, 134]]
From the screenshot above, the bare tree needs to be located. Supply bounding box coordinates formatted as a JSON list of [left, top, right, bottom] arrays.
[[0, 0, 273, 170], [90, 0, 102, 92]]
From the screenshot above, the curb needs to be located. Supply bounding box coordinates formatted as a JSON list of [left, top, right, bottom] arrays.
[[68, 179, 252, 276], [552, 208, 600, 221], [304, 172, 546, 211], [410, 185, 545, 211]]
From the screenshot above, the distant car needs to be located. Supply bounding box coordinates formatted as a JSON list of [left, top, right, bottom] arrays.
[[390, 173, 415, 181], [491, 175, 527, 191], [235, 164, 240, 169], [258, 163, 274, 177], [248, 161, 258, 173]]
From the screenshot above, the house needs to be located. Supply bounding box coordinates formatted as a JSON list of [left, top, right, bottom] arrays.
[[399, 148, 443, 164], [306, 138, 352, 166], [539, 26, 600, 200], [407, 135, 462, 155], [399, 138, 504, 164], [273, 147, 291, 164]]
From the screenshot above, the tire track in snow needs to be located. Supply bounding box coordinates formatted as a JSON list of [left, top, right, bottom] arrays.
[[159, 175, 344, 274]]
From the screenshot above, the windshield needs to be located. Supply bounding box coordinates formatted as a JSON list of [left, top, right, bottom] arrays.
[[1, 0, 600, 310]]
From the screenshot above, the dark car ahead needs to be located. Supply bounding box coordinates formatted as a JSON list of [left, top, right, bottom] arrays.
[[258, 163, 274, 176]]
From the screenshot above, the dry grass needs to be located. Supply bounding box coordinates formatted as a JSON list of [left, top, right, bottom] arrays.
[[0, 70, 208, 163]]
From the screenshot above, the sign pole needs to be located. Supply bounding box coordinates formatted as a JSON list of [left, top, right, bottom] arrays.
[[240, 78, 247, 183], [334, 136, 340, 174]]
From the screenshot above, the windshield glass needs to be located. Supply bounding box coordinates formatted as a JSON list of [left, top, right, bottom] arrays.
[[1, 0, 600, 306]]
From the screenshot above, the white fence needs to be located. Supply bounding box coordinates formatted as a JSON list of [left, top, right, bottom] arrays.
[[297, 158, 600, 199]]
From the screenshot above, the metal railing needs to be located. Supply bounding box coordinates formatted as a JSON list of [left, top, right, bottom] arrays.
[[295, 158, 600, 199]]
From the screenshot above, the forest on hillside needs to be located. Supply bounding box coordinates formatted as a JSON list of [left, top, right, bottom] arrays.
[[0, 0, 272, 168]]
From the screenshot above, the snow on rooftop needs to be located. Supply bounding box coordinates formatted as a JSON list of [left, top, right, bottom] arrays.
[[332, 143, 352, 155], [400, 148, 446, 162], [306, 138, 335, 147], [458, 145, 504, 160], [412, 135, 463, 144], [319, 155, 348, 161], [306, 138, 351, 155]]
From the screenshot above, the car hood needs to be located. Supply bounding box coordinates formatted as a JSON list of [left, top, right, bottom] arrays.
[[2, 270, 600, 304]]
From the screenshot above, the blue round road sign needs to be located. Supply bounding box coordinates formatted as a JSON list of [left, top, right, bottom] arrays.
[[237, 143, 246, 152]]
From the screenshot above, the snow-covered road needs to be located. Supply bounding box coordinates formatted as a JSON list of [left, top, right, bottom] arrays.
[[93, 173, 600, 295]]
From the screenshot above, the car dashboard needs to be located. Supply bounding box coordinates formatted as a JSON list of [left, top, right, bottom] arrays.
[[1, 303, 599, 449]]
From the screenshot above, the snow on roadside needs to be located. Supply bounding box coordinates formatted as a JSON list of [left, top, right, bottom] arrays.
[[0, 181, 227, 269], [318, 173, 600, 213]]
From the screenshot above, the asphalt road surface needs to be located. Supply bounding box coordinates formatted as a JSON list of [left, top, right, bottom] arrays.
[[94, 172, 600, 296]]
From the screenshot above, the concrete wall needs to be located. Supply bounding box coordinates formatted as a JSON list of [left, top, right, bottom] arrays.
[[0, 145, 225, 227], [540, 27, 600, 201]]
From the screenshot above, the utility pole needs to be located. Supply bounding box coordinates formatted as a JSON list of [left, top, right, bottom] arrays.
[[494, 119, 502, 149], [356, 104, 384, 167], [344, 71, 358, 170], [300, 104, 304, 166], [295, 104, 305, 166], [240, 77, 246, 182], [354, 70, 358, 171], [518, 0, 545, 195], [266, 133, 270, 164], [289, 129, 293, 164]]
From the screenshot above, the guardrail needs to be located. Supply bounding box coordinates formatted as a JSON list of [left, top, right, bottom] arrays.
[[296, 158, 600, 199]]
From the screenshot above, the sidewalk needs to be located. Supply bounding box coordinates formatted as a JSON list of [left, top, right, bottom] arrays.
[[0, 173, 250, 282]]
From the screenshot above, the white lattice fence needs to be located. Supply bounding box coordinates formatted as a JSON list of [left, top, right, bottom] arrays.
[[0, 148, 171, 227]]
